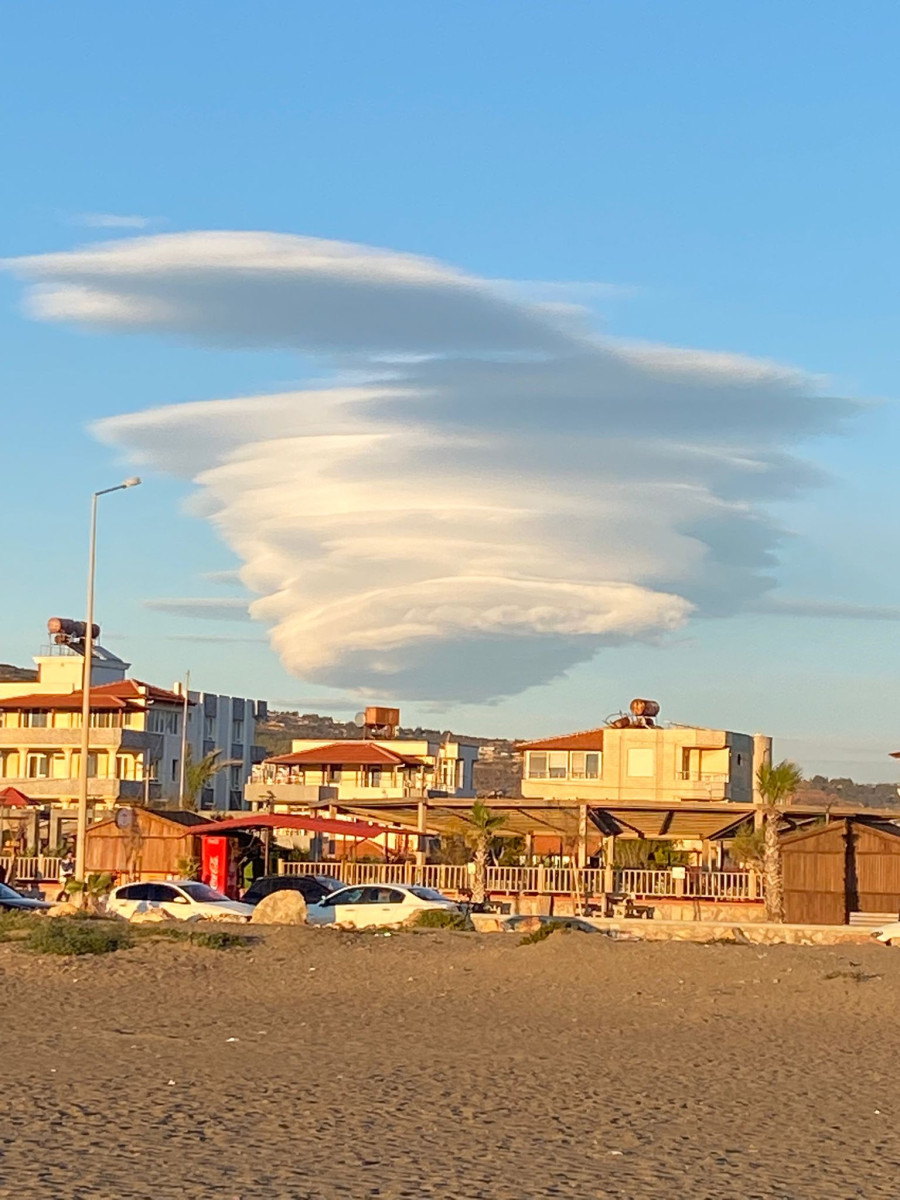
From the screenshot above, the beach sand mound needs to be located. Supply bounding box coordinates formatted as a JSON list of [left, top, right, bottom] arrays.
[[249, 889, 308, 925], [3, 927, 900, 1198]]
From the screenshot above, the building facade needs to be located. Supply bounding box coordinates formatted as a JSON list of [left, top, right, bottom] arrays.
[[246, 734, 479, 808], [0, 643, 264, 811], [518, 721, 769, 806]]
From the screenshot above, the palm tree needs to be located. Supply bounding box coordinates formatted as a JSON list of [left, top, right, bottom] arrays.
[[756, 759, 802, 923], [463, 800, 507, 909], [182, 747, 237, 810]]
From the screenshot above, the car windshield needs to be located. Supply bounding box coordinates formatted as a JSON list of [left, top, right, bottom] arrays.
[[178, 882, 229, 903], [0, 882, 21, 900], [409, 887, 448, 902]]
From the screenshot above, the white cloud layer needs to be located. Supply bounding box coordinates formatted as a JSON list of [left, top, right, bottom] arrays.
[[5, 232, 858, 701]]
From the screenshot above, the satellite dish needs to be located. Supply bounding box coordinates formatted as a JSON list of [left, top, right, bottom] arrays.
[[354, 712, 366, 725]]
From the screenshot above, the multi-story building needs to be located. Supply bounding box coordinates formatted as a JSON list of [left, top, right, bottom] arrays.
[[246, 733, 478, 809], [0, 639, 264, 812], [518, 704, 769, 807]]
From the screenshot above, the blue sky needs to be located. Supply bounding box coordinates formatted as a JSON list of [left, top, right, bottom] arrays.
[[2, 1, 900, 779]]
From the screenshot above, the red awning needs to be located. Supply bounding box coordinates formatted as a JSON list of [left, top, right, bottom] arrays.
[[191, 813, 390, 839], [0, 787, 39, 808]]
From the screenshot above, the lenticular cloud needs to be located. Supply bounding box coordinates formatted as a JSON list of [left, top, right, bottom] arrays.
[[6, 232, 856, 701]]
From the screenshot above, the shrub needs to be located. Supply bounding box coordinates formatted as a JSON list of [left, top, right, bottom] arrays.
[[411, 909, 472, 930], [138, 926, 250, 950], [26, 919, 133, 956]]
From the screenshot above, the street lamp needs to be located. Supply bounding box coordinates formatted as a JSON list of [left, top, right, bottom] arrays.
[[74, 477, 142, 884]]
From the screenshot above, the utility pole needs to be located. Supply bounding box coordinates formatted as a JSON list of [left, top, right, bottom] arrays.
[[177, 670, 191, 808], [74, 477, 141, 885]]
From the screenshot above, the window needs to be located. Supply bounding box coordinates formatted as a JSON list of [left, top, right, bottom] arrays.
[[526, 751, 568, 779], [0, 751, 18, 778], [232, 718, 244, 742], [149, 884, 185, 903], [570, 751, 601, 780], [324, 887, 365, 906], [179, 882, 227, 902], [26, 754, 51, 779], [90, 712, 120, 728], [115, 755, 137, 781], [366, 767, 383, 787], [171, 758, 179, 781], [229, 765, 242, 789], [22, 711, 49, 728], [204, 716, 215, 739], [115, 883, 150, 901], [72, 751, 100, 777], [626, 748, 655, 778]]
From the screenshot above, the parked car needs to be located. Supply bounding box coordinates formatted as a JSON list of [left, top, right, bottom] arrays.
[[306, 883, 459, 928], [0, 881, 53, 913], [242, 874, 344, 907], [106, 880, 254, 922], [872, 920, 900, 945]]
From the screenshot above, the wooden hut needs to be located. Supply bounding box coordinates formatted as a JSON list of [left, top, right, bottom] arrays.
[[782, 818, 900, 925], [84, 808, 212, 883]]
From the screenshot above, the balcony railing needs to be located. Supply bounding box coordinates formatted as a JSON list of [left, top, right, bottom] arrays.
[[676, 771, 730, 783]]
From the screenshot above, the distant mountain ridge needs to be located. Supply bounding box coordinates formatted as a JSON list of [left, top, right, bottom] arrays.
[[0, 663, 38, 683]]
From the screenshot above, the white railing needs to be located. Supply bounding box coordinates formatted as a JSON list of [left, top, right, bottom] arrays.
[[684, 870, 753, 900], [280, 860, 759, 900], [0, 855, 61, 882], [612, 868, 674, 897]]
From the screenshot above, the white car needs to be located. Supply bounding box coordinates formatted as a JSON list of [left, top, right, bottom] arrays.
[[873, 920, 900, 945], [107, 880, 254, 922], [306, 883, 460, 928]]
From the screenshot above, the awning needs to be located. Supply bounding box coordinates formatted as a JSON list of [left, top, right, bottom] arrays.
[[191, 813, 392, 839], [0, 786, 39, 808]]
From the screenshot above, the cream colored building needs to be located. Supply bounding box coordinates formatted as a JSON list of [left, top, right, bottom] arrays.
[[519, 722, 770, 806], [246, 735, 479, 808], [0, 643, 263, 810]]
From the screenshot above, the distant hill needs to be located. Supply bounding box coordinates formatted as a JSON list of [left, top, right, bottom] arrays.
[[0, 663, 38, 684], [256, 710, 522, 796], [796, 777, 900, 811]]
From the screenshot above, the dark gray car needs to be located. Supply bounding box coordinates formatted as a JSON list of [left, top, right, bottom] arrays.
[[0, 882, 52, 912], [242, 874, 343, 906]]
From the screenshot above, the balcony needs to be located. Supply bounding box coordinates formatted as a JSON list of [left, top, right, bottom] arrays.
[[0, 776, 161, 802], [0, 727, 162, 753], [244, 782, 339, 807]]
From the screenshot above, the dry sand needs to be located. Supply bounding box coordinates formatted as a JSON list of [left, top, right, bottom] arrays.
[[1, 925, 900, 1199]]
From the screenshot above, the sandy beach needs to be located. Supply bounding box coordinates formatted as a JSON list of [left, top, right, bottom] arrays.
[[2, 925, 900, 1199]]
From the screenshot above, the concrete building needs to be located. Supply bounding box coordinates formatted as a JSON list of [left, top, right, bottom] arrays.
[[519, 712, 769, 807], [0, 641, 265, 812], [246, 733, 478, 809]]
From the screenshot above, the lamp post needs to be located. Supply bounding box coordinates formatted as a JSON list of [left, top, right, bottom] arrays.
[[74, 477, 142, 885]]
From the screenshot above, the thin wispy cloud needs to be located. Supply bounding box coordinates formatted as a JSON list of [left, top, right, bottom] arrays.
[[5, 230, 859, 701], [143, 597, 251, 622], [72, 213, 157, 230], [753, 597, 900, 621]]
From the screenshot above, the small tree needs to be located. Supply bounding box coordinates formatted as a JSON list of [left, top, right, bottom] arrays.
[[65, 872, 115, 914], [463, 800, 507, 909], [182, 747, 236, 810], [757, 759, 802, 923]]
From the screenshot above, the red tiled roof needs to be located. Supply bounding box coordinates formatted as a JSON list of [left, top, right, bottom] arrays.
[[516, 728, 605, 752], [0, 678, 190, 710], [267, 741, 429, 768]]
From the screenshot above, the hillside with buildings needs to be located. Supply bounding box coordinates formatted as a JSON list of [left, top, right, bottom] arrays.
[[256, 710, 522, 796], [256, 710, 900, 806]]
